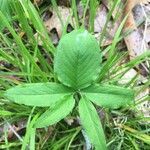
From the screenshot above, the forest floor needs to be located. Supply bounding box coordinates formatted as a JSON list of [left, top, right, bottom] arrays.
[[0, 0, 150, 149]]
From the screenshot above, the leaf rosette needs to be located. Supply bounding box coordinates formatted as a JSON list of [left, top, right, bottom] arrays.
[[5, 29, 134, 150]]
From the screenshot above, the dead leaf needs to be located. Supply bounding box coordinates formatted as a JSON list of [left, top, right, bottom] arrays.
[[0, 120, 26, 142], [135, 88, 150, 120], [123, 0, 150, 61], [94, 4, 120, 46], [34, 0, 43, 5], [124, 0, 138, 30], [118, 69, 138, 84], [140, 0, 150, 4], [35, 6, 75, 45], [145, 27, 150, 44], [102, 0, 124, 18], [123, 0, 150, 32], [124, 30, 144, 58], [77, 1, 84, 19], [117, 67, 148, 85], [44, 6, 74, 38], [94, 5, 107, 33]]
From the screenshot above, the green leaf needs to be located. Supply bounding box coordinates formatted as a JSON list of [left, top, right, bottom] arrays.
[[5, 83, 73, 107], [54, 29, 101, 90], [79, 96, 107, 150], [34, 95, 75, 128], [82, 84, 134, 109], [0, 0, 12, 30]]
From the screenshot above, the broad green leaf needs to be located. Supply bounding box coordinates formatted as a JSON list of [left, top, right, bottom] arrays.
[[54, 29, 101, 90], [79, 96, 107, 150], [34, 95, 75, 128], [5, 83, 74, 107], [82, 84, 134, 109]]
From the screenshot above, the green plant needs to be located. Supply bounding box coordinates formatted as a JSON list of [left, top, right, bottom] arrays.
[[0, 0, 13, 30], [4, 29, 134, 149]]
